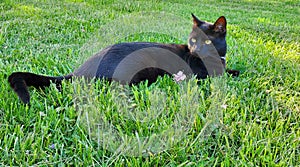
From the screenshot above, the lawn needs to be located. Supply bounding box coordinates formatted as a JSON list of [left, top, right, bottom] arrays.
[[0, 0, 299, 166]]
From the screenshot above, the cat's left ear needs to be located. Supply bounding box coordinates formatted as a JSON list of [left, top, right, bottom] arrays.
[[191, 13, 204, 26], [214, 16, 227, 33]]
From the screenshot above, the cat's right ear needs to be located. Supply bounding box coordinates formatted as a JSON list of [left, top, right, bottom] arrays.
[[213, 16, 227, 33], [191, 13, 204, 26]]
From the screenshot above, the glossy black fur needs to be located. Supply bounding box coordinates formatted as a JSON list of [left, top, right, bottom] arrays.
[[8, 14, 239, 104], [191, 14, 227, 58], [94, 43, 209, 81], [8, 72, 72, 104]]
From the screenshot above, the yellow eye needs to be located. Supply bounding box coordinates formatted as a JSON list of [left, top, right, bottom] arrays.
[[205, 40, 211, 44], [191, 38, 196, 43]]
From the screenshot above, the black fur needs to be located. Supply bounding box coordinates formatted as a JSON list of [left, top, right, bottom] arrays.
[[8, 14, 239, 104], [8, 72, 72, 104]]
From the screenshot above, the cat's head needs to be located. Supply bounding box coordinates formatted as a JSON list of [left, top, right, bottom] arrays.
[[188, 14, 227, 62]]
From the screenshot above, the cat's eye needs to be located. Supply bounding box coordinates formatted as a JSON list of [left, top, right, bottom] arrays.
[[205, 40, 211, 44], [191, 38, 196, 43]]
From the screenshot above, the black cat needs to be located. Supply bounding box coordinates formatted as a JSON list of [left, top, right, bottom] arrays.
[[8, 14, 239, 104]]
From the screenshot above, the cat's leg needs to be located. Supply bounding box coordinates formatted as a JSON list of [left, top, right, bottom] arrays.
[[8, 72, 72, 104], [226, 69, 240, 77]]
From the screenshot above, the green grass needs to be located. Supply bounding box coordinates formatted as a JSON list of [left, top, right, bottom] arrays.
[[1, 0, 299, 166]]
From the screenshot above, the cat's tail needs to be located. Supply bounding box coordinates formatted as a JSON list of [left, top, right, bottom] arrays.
[[8, 72, 73, 104]]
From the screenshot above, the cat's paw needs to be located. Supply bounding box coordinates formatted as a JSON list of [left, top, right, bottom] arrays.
[[226, 69, 240, 77]]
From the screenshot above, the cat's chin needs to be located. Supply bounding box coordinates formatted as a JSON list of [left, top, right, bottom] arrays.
[[189, 51, 202, 58]]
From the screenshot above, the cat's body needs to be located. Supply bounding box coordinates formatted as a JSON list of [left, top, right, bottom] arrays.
[[73, 42, 209, 83], [8, 14, 239, 104]]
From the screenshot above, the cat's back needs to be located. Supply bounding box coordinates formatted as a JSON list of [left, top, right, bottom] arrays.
[[104, 42, 187, 56], [73, 42, 188, 79]]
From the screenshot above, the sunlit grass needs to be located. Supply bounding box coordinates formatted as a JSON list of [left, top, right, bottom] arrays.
[[1, 0, 299, 166]]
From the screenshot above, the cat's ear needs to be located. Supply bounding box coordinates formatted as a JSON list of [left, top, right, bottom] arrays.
[[213, 16, 227, 33], [191, 13, 204, 26]]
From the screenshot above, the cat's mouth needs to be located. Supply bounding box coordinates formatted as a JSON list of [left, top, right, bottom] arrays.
[[188, 44, 199, 54], [189, 46, 227, 69]]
